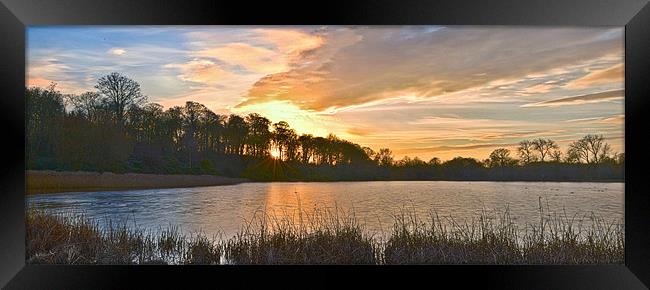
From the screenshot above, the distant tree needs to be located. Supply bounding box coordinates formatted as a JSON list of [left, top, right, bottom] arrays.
[[25, 84, 66, 167], [550, 150, 563, 162], [397, 156, 427, 167], [375, 148, 394, 167], [162, 106, 184, 152], [443, 157, 484, 168], [428, 157, 442, 166], [568, 134, 612, 164], [362, 147, 376, 162], [531, 138, 558, 162], [272, 121, 293, 160], [245, 113, 272, 157], [199, 110, 225, 153], [517, 140, 537, 164], [225, 115, 248, 155], [25, 79, 626, 182], [615, 152, 625, 165], [95, 72, 146, 128], [285, 130, 300, 162], [488, 148, 517, 167], [299, 134, 315, 163], [67, 91, 103, 123]]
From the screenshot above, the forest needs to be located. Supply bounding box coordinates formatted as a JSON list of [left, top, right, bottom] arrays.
[[26, 72, 624, 181]]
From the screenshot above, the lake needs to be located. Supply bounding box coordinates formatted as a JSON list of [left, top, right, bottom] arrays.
[[26, 181, 624, 239]]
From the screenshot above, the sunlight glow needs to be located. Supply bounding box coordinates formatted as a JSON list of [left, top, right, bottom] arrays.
[[270, 148, 281, 159], [235, 100, 340, 137]]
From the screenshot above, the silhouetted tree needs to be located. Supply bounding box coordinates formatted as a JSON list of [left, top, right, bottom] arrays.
[[488, 148, 516, 167], [26, 79, 625, 182], [428, 157, 441, 166], [531, 138, 558, 162], [517, 140, 537, 164], [549, 150, 562, 162], [245, 113, 272, 157], [567, 134, 612, 164], [375, 148, 394, 167], [95, 72, 146, 128]]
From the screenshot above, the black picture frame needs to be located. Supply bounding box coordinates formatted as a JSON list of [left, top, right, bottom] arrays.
[[1, 0, 649, 288]]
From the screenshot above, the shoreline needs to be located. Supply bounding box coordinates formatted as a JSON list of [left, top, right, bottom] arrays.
[[26, 170, 623, 194], [26, 170, 248, 195]]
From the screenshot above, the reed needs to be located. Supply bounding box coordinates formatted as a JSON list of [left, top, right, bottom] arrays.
[[26, 202, 623, 265]]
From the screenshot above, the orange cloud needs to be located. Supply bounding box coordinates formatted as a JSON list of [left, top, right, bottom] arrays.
[[253, 28, 325, 63], [238, 27, 623, 112], [566, 63, 623, 89], [27, 77, 55, 88]]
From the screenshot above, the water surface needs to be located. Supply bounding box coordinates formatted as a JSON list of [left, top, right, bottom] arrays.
[[27, 181, 624, 239]]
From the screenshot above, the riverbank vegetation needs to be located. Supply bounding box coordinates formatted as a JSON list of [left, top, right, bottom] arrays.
[[26, 204, 624, 265], [26, 74, 624, 182], [26, 170, 247, 194]]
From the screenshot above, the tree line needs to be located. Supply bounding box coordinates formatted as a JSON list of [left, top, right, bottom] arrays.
[[26, 72, 624, 181]]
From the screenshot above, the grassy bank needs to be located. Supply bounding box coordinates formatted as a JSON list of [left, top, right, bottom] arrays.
[[26, 203, 623, 265], [26, 170, 248, 194]]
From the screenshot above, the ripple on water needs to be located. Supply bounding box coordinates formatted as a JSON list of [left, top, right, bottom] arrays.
[[26, 181, 624, 239]]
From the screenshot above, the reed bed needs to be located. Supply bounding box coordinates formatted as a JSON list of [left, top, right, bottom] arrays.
[[224, 207, 379, 264], [26, 170, 247, 194], [26, 201, 623, 265]]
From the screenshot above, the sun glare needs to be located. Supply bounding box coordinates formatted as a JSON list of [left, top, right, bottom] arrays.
[[270, 148, 281, 159], [235, 101, 335, 137]]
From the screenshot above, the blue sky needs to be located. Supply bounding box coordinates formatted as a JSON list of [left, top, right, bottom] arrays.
[[27, 26, 624, 160]]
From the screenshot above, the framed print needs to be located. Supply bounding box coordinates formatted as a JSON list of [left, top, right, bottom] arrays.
[[1, 0, 649, 289]]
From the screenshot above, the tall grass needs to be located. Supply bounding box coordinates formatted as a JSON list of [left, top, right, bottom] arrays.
[[26, 210, 221, 265], [224, 206, 379, 264], [381, 203, 623, 264], [26, 202, 623, 265]]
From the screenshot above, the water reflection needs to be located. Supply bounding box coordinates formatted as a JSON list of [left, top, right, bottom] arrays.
[[26, 181, 624, 240]]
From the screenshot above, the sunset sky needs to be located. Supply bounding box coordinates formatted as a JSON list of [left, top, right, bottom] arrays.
[[27, 26, 624, 161]]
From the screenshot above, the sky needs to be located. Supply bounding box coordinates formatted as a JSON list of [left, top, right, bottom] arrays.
[[27, 26, 624, 161]]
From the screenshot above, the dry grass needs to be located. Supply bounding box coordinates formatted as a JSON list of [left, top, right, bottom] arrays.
[[26, 210, 221, 265], [381, 204, 624, 264], [26, 201, 624, 265], [26, 170, 247, 194], [224, 207, 379, 264]]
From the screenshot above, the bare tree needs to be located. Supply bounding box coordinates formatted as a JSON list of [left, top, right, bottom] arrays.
[[531, 138, 559, 162], [550, 150, 562, 162], [68, 91, 103, 123], [488, 148, 516, 167], [567, 134, 612, 164], [517, 140, 537, 164], [95, 72, 146, 128]]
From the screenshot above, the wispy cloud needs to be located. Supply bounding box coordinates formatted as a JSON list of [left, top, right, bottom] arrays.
[[565, 63, 624, 89], [26, 26, 625, 160], [564, 114, 624, 125], [238, 27, 623, 112], [521, 90, 624, 108]]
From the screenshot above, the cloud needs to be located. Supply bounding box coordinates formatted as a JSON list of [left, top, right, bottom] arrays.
[[164, 59, 236, 85], [565, 63, 623, 89], [252, 28, 325, 64], [564, 114, 624, 125], [237, 27, 623, 112], [414, 142, 520, 153], [521, 90, 624, 107], [108, 48, 126, 55], [193, 43, 287, 74]]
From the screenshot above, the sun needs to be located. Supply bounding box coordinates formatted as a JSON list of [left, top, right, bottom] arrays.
[[270, 148, 281, 159]]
